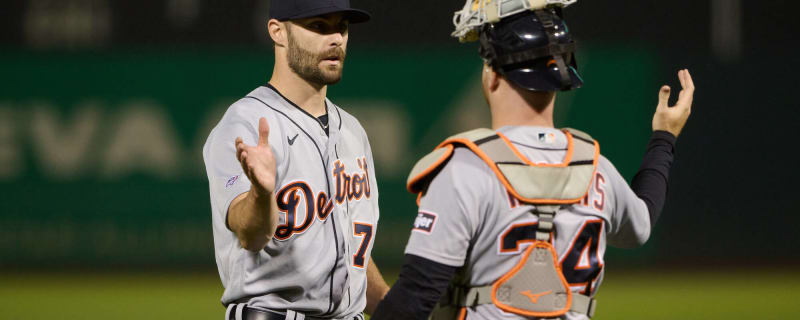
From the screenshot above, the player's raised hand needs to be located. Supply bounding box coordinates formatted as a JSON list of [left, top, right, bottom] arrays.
[[652, 69, 695, 137], [235, 117, 277, 197]]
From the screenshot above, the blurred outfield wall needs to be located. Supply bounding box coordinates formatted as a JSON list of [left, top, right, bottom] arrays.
[[0, 46, 658, 268]]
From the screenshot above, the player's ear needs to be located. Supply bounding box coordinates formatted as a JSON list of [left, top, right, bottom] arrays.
[[484, 63, 500, 92], [268, 19, 288, 47]]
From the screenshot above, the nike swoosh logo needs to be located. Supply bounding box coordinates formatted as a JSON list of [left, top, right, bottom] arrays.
[[520, 290, 552, 304], [288, 134, 299, 145]]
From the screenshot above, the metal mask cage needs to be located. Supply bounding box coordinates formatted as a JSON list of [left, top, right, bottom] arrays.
[[452, 0, 576, 42]]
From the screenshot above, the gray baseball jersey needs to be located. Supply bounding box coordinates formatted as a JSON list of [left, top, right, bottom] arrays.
[[404, 126, 650, 320], [203, 85, 379, 318]]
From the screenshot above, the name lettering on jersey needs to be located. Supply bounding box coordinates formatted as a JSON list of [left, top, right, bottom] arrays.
[[580, 172, 606, 212], [316, 191, 334, 221], [271, 157, 372, 241], [332, 157, 372, 204], [412, 211, 437, 234], [273, 181, 334, 241]]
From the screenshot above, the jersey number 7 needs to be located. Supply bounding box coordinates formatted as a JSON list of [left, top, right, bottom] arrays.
[[352, 222, 373, 269]]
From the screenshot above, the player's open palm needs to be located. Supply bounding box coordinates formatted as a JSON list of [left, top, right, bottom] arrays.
[[652, 69, 695, 137], [235, 117, 277, 197]]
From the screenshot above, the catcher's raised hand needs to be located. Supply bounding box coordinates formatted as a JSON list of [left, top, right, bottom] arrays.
[[235, 117, 277, 197], [652, 69, 695, 137]]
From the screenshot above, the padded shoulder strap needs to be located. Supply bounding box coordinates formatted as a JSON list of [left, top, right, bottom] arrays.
[[406, 128, 600, 205], [406, 128, 496, 193], [563, 127, 592, 142]]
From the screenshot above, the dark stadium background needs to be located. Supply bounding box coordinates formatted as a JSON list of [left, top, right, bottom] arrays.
[[1, 1, 798, 319]]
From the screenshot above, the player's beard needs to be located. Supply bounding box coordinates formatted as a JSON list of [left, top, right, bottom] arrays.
[[287, 31, 347, 86]]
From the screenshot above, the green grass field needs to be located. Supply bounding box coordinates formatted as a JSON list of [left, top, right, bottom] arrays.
[[1, 268, 797, 319]]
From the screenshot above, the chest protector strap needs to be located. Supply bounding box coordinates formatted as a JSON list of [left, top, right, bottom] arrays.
[[407, 128, 599, 319]]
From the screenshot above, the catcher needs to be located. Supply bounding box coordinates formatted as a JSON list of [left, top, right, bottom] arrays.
[[372, 1, 694, 319]]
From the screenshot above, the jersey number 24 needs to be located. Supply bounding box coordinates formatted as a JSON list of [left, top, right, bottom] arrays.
[[500, 219, 604, 295]]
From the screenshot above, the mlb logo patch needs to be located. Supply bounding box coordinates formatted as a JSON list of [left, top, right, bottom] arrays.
[[538, 132, 556, 144], [412, 211, 437, 234], [225, 175, 239, 188]]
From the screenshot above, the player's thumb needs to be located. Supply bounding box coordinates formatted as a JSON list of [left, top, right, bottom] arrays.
[[258, 117, 270, 146], [657, 86, 670, 109]]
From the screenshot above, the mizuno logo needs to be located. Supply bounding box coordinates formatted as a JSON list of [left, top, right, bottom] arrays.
[[520, 290, 552, 304], [288, 134, 299, 145]]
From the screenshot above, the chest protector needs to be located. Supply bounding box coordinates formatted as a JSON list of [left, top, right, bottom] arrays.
[[407, 128, 599, 319]]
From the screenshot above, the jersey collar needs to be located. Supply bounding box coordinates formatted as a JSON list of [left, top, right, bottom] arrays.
[[264, 83, 333, 136]]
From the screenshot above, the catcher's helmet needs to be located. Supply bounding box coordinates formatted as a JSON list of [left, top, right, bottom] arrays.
[[479, 9, 582, 92]]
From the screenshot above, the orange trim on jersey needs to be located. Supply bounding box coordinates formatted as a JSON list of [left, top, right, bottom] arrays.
[[491, 242, 572, 317], [458, 307, 467, 320]]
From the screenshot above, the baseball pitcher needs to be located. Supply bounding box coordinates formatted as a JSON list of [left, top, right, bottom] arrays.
[[203, 1, 389, 319], [372, 1, 695, 319]]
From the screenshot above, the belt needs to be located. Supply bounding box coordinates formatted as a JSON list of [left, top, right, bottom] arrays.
[[225, 304, 364, 320], [241, 307, 285, 320]]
